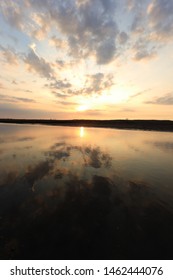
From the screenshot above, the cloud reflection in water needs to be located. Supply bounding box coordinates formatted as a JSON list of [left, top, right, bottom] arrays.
[[0, 125, 173, 260]]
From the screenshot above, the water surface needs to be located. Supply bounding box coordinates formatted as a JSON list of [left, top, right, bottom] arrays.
[[0, 124, 173, 259]]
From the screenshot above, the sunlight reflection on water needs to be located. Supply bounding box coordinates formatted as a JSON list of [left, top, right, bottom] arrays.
[[80, 126, 84, 138]]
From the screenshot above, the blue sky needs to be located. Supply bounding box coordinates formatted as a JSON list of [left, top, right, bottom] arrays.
[[0, 0, 173, 119]]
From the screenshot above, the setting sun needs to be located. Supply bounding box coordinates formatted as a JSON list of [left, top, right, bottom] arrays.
[[77, 105, 89, 112]]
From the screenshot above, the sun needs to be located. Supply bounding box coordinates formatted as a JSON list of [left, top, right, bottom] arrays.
[[77, 104, 89, 111]]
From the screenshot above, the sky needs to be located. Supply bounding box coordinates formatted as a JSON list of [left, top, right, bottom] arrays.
[[0, 0, 173, 120]]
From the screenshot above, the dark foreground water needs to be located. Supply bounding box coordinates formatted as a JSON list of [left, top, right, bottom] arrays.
[[0, 124, 173, 259]]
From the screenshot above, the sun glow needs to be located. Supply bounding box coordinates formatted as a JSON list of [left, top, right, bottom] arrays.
[[77, 105, 89, 111]]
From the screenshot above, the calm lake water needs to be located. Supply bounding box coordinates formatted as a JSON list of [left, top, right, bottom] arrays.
[[0, 123, 173, 259]]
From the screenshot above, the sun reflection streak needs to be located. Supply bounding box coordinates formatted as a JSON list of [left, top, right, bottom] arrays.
[[80, 127, 84, 138]]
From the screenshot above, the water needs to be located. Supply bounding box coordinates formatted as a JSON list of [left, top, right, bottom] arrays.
[[0, 124, 173, 259]]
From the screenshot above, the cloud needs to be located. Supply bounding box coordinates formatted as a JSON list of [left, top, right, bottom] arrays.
[[146, 93, 173, 105], [133, 49, 156, 61], [118, 32, 129, 44], [118, 108, 136, 113], [55, 60, 66, 69], [0, 0, 26, 31], [31, 13, 51, 40], [17, 137, 34, 142], [131, 12, 146, 34], [51, 91, 69, 99], [50, 72, 114, 98], [0, 93, 36, 103], [15, 88, 33, 93], [15, 97, 36, 103], [50, 37, 67, 51], [1, 44, 61, 91], [1, 0, 173, 68], [1, 0, 118, 65], [0, 44, 19, 65], [127, 0, 173, 61], [96, 39, 116, 64], [129, 88, 151, 100], [82, 73, 114, 95], [3, 49, 19, 65], [49, 79, 72, 90], [59, 101, 78, 106], [24, 48, 55, 79], [147, 0, 173, 41], [132, 37, 157, 61], [87, 73, 104, 92], [25, 90, 32, 93], [1, 0, 173, 118], [127, 0, 141, 11]]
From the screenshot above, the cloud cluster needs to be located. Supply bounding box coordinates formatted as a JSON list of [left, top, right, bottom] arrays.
[[49, 79, 72, 90], [1, 42, 114, 99], [0, 0, 118, 65], [50, 72, 114, 99], [84, 73, 114, 95], [47, 141, 112, 169], [50, 0, 118, 64], [1, 0, 173, 65]]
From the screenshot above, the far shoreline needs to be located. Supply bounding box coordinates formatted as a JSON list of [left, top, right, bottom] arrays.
[[0, 118, 173, 132]]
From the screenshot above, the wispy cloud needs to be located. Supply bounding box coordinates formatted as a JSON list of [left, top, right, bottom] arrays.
[[129, 89, 151, 100], [146, 93, 173, 105], [0, 93, 36, 103], [147, 0, 173, 41], [51, 91, 69, 99], [0, 44, 19, 65], [118, 108, 136, 112]]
